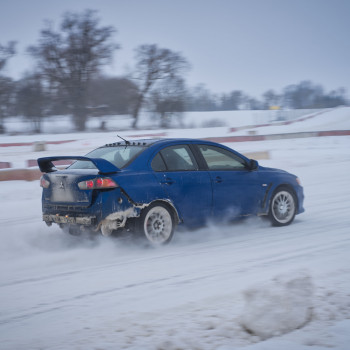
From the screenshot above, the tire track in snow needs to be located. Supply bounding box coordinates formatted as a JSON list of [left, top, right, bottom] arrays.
[[1, 228, 349, 326], [0, 216, 39, 226], [1, 215, 349, 288]]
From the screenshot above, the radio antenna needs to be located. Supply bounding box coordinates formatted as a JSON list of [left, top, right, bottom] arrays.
[[117, 135, 130, 148], [117, 135, 130, 143]]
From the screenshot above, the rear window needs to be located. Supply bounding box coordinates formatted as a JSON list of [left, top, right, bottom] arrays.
[[69, 146, 145, 170]]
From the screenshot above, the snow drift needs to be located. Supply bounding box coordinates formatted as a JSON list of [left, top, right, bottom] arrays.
[[241, 271, 314, 339]]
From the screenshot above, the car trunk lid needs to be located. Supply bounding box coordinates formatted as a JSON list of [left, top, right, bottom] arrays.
[[43, 170, 101, 206], [39, 156, 121, 206]]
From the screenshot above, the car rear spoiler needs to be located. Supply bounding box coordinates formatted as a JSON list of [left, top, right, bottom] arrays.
[[37, 156, 121, 175]]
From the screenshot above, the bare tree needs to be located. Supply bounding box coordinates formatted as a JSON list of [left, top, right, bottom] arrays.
[[131, 44, 190, 128], [0, 41, 16, 133], [28, 10, 119, 130], [0, 41, 16, 72], [0, 76, 15, 133], [185, 84, 218, 111], [283, 81, 323, 109], [150, 77, 187, 127], [220, 90, 245, 110], [262, 89, 281, 109], [88, 76, 138, 115], [244, 97, 263, 110], [16, 73, 47, 133]]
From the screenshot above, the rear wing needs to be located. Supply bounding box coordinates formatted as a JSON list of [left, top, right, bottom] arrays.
[[37, 156, 120, 175]]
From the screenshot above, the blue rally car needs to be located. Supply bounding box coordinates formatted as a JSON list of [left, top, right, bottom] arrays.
[[38, 138, 304, 244]]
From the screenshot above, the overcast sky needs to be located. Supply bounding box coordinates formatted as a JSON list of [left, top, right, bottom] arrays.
[[1, 0, 349, 98]]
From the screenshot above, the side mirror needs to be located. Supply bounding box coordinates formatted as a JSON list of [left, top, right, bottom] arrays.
[[249, 159, 259, 171]]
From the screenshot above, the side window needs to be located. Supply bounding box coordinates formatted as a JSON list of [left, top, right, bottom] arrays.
[[198, 145, 246, 170], [154, 145, 198, 171], [151, 153, 167, 172]]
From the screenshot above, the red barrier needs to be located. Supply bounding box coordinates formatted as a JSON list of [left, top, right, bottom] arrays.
[[317, 130, 350, 136], [0, 169, 42, 181], [206, 135, 265, 143], [1, 130, 349, 181], [27, 159, 73, 167], [0, 162, 11, 169], [209, 130, 350, 143], [126, 132, 167, 138], [0, 140, 75, 147], [27, 159, 38, 167]]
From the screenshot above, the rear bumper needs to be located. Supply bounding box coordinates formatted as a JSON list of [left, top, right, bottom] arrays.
[[43, 214, 96, 226], [42, 188, 137, 229]]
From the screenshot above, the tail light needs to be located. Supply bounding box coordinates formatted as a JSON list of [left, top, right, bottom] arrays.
[[40, 176, 50, 188], [78, 177, 118, 190]]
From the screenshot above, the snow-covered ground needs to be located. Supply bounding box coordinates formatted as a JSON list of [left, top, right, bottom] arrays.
[[0, 108, 350, 349], [1, 107, 350, 170], [2, 108, 324, 135]]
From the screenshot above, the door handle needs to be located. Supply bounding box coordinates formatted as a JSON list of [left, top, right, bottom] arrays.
[[215, 176, 222, 183], [160, 177, 174, 185]]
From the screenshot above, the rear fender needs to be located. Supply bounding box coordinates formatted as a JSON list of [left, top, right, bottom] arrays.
[[99, 198, 180, 235], [140, 199, 180, 224]]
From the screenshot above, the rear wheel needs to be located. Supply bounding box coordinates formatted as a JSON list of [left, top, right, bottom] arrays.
[[138, 203, 175, 245], [269, 187, 297, 226]]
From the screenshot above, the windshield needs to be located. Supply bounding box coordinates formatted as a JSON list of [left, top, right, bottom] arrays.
[[69, 146, 145, 170]]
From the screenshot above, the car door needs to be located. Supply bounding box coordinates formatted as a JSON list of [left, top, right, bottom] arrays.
[[151, 144, 212, 227], [197, 144, 262, 220]]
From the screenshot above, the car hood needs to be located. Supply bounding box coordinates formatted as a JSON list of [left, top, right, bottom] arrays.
[[258, 165, 289, 174]]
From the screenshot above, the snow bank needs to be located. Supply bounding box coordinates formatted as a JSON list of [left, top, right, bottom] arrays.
[[241, 271, 314, 339]]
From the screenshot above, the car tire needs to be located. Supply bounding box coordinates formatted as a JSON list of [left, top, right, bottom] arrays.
[[137, 202, 175, 245], [268, 187, 297, 226]]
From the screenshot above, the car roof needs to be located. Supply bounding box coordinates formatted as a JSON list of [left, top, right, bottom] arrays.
[[103, 138, 209, 148], [100, 138, 251, 170]]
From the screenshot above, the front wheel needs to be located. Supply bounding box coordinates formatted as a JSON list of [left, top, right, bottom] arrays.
[[137, 203, 175, 245], [268, 187, 297, 226]]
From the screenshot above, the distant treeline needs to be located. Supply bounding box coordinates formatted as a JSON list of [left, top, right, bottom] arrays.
[[0, 10, 348, 133]]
